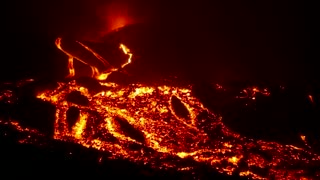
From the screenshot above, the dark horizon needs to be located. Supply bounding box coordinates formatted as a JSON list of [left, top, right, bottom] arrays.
[[2, 0, 318, 85]]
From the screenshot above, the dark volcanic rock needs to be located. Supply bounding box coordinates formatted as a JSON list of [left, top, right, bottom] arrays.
[[114, 116, 146, 144], [76, 77, 105, 93], [170, 95, 190, 120], [11, 98, 56, 137], [66, 91, 90, 106], [66, 106, 80, 130]]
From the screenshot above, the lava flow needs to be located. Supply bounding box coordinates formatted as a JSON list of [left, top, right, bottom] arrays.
[[1, 38, 320, 179]]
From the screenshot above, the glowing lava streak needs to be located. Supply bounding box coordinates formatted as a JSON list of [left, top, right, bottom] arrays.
[[55, 38, 133, 80], [73, 112, 88, 139], [76, 41, 111, 67], [55, 38, 91, 77], [119, 44, 132, 69]]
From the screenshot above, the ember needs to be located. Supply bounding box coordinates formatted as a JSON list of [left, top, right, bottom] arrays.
[[0, 37, 320, 179]]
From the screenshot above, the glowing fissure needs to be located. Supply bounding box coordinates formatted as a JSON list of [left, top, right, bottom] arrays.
[[119, 44, 132, 68], [1, 37, 319, 179]]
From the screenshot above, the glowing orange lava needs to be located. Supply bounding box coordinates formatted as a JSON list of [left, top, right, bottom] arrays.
[[55, 38, 131, 81], [236, 86, 270, 100], [1, 38, 320, 179]]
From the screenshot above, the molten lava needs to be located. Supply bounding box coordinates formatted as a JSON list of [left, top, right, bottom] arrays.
[[55, 38, 131, 81], [1, 38, 320, 179]]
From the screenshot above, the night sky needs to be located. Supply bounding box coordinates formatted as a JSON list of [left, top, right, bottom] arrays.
[[2, 0, 317, 84]]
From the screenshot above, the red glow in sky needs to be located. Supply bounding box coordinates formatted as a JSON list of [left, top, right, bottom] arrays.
[[97, 2, 134, 34]]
